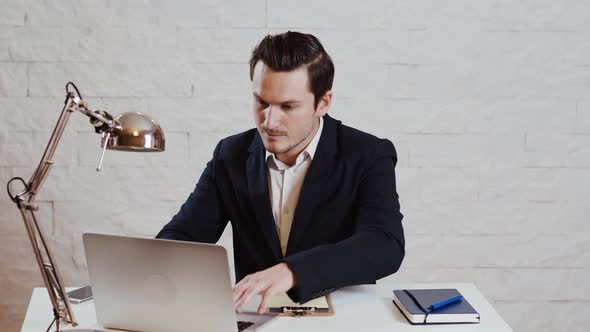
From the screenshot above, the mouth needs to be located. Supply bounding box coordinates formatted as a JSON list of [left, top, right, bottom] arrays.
[[264, 131, 285, 138]]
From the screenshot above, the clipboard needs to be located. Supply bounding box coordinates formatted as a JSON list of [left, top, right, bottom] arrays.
[[268, 293, 335, 317]]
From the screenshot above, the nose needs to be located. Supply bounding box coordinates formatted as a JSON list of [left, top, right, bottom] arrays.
[[264, 105, 280, 129]]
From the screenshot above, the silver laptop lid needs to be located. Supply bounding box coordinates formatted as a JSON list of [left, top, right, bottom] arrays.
[[83, 233, 239, 332]]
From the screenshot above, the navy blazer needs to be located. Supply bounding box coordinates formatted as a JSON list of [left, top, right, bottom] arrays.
[[156, 114, 405, 303]]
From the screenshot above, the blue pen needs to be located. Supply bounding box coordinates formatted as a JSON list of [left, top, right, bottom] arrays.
[[427, 295, 463, 311]]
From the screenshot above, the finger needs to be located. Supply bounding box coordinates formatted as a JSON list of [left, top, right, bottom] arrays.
[[236, 284, 262, 312], [232, 276, 251, 302], [257, 290, 275, 314], [258, 285, 281, 314], [236, 282, 267, 313]]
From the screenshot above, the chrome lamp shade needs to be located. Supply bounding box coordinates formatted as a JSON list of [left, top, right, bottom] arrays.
[[102, 112, 165, 152]]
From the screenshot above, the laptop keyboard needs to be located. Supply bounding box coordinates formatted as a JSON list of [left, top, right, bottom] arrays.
[[237, 320, 255, 331]]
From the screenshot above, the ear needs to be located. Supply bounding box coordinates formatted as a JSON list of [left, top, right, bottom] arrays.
[[315, 90, 332, 117]]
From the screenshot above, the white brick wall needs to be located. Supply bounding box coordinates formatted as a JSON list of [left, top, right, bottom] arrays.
[[1, 1, 589, 331]]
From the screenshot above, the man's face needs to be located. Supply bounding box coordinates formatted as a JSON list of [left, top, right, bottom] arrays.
[[251, 61, 328, 159]]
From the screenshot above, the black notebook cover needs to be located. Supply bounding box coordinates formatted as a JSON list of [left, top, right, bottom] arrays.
[[392, 289, 480, 325]]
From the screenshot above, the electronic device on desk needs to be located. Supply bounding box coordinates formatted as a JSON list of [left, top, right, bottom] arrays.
[[83, 233, 279, 332], [392, 288, 480, 325], [67, 286, 93, 304]]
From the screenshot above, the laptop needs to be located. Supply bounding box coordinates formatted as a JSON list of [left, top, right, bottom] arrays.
[[82, 233, 279, 332]]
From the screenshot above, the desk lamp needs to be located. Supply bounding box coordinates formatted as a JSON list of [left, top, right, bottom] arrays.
[[6, 82, 165, 332]]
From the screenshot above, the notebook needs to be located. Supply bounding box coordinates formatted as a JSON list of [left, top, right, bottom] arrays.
[[392, 289, 480, 325]]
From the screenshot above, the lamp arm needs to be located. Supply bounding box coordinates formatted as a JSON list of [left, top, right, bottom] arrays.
[[6, 82, 112, 331], [26, 93, 75, 198], [14, 202, 77, 330]]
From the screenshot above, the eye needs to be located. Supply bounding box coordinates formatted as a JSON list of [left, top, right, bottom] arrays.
[[256, 98, 268, 108], [282, 104, 293, 111]]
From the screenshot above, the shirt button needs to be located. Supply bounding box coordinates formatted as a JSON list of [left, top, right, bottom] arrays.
[[283, 207, 290, 215]]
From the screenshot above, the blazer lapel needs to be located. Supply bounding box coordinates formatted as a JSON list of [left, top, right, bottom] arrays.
[[286, 115, 339, 256], [246, 132, 283, 261]]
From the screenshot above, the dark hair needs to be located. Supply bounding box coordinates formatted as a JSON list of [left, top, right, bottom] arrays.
[[249, 31, 335, 109]]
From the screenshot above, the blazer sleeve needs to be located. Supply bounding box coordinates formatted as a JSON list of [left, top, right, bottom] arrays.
[[155, 140, 229, 243], [283, 138, 405, 303]]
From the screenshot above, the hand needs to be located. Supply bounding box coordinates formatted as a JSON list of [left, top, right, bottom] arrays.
[[232, 262, 297, 314]]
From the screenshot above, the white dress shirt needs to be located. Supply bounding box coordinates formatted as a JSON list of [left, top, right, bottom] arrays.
[[265, 117, 324, 257]]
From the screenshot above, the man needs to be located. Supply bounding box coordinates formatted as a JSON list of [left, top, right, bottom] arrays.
[[156, 31, 405, 314]]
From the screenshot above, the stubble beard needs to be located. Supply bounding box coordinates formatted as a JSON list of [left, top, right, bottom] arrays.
[[266, 120, 316, 156]]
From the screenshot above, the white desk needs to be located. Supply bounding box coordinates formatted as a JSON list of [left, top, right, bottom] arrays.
[[21, 283, 512, 331]]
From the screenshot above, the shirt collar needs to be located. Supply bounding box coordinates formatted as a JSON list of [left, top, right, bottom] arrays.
[[265, 116, 324, 170]]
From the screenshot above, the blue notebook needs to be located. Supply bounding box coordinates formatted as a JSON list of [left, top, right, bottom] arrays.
[[392, 289, 480, 325]]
